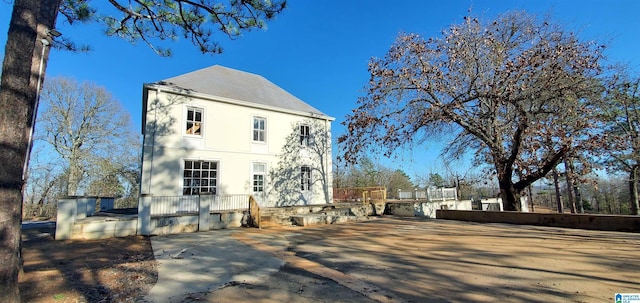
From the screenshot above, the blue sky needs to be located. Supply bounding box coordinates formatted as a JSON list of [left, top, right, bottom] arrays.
[[1, 0, 639, 180]]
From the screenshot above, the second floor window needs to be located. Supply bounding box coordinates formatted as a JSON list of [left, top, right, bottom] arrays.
[[186, 107, 203, 136], [253, 117, 266, 142], [300, 125, 310, 146]]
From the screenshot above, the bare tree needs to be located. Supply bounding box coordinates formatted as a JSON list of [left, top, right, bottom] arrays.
[[36, 77, 138, 196], [580, 176, 632, 214], [23, 147, 67, 208], [602, 75, 640, 215], [339, 11, 605, 211]]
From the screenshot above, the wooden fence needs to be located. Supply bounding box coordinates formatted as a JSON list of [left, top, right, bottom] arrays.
[[334, 186, 387, 203]]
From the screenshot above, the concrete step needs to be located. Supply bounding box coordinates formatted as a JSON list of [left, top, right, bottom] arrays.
[[255, 203, 381, 228], [258, 214, 294, 228], [290, 214, 373, 227]]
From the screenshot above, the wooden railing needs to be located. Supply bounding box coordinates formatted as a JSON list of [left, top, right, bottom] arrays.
[[334, 186, 387, 203], [248, 195, 262, 229]]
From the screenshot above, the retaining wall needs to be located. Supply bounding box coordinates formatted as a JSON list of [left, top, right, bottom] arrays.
[[70, 217, 138, 240], [60, 211, 249, 240], [436, 210, 640, 232], [56, 196, 250, 239]]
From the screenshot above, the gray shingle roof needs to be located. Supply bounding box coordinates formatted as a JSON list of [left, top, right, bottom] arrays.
[[154, 65, 329, 117]]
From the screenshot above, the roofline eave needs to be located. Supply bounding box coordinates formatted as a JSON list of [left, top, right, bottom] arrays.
[[143, 83, 335, 121]]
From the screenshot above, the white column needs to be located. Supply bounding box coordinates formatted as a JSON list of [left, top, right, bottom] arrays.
[[138, 194, 153, 235], [199, 194, 211, 231], [55, 196, 77, 240]]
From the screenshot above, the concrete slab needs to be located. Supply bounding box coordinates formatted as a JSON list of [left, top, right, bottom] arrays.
[[139, 216, 640, 303], [142, 229, 284, 303]]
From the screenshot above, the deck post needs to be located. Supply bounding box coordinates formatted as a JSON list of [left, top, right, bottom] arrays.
[[199, 193, 212, 231], [138, 194, 153, 235]]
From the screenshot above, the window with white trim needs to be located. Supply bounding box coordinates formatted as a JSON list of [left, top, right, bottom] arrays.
[[253, 117, 266, 142], [252, 163, 266, 193], [185, 107, 203, 136], [183, 160, 218, 195], [300, 124, 310, 146], [301, 166, 312, 191]]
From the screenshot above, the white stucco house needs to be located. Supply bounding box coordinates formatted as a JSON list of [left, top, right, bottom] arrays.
[[139, 65, 334, 208]]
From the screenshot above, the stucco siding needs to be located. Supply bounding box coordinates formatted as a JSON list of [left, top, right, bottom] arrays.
[[140, 86, 333, 207]]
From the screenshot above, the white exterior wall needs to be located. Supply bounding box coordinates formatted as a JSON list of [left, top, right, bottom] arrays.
[[140, 88, 332, 207]]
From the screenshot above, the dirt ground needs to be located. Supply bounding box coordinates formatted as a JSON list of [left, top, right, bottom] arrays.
[[20, 216, 640, 303], [20, 228, 157, 303]]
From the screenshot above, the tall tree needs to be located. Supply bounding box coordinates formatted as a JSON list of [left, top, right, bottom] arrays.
[[428, 173, 446, 188], [0, 1, 286, 301], [339, 11, 605, 211], [0, 2, 60, 300], [37, 77, 138, 196], [386, 169, 414, 198], [602, 75, 640, 215]]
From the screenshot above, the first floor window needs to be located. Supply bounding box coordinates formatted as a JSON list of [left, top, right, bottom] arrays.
[[301, 166, 312, 191], [252, 163, 266, 192], [253, 117, 266, 142], [183, 160, 218, 195], [186, 107, 203, 136]]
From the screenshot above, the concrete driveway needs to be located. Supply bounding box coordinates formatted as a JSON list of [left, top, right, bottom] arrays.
[[142, 229, 284, 303], [144, 217, 640, 303]]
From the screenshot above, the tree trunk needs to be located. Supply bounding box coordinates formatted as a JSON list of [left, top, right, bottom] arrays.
[[564, 157, 576, 213], [0, 1, 60, 301], [497, 177, 520, 211], [67, 162, 82, 196], [553, 168, 563, 213], [527, 185, 534, 212], [494, 160, 520, 211], [630, 165, 639, 215], [574, 182, 583, 214]]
